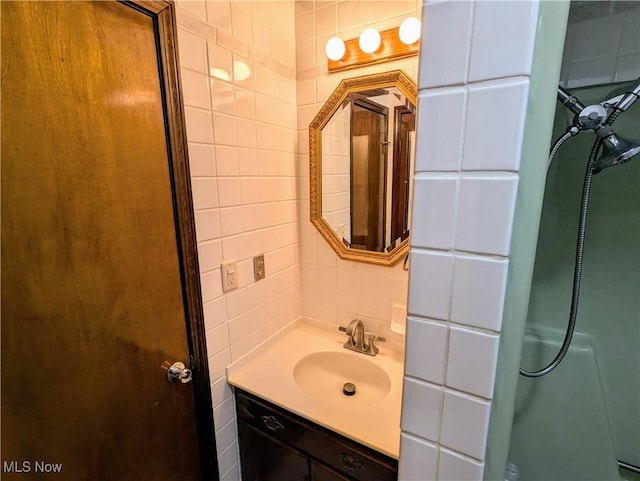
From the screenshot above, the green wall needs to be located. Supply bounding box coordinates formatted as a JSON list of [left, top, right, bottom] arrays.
[[483, 2, 570, 479], [509, 82, 640, 480]]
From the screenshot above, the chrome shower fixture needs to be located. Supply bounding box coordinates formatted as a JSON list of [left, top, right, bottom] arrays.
[[556, 79, 640, 173], [593, 127, 640, 174]]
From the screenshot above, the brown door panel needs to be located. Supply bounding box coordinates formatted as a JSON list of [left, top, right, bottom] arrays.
[[1, 2, 215, 479]]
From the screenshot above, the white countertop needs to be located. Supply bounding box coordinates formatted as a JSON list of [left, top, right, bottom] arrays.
[[227, 323, 404, 459]]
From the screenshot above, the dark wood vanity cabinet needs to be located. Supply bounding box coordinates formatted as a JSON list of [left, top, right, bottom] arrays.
[[235, 389, 398, 481]]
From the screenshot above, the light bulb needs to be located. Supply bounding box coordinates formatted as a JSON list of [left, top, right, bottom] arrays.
[[325, 37, 346, 61], [359, 28, 381, 54], [399, 17, 421, 45]]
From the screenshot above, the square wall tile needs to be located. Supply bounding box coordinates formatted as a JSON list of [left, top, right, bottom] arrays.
[[455, 174, 518, 256], [188, 143, 216, 177], [184, 107, 214, 144], [438, 447, 484, 481], [398, 433, 438, 481], [213, 114, 238, 146], [191, 178, 218, 210], [195, 210, 221, 241], [177, 29, 207, 74], [419, 1, 473, 88], [463, 79, 529, 172], [415, 88, 466, 172], [208, 41, 233, 80], [206, 0, 231, 31], [468, 1, 539, 82], [407, 250, 454, 321], [451, 254, 508, 332], [411, 174, 459, 250], [400, 377, 443, 442], [181, 69, 211, 110], [446, 326, 499, 399], [217, 177, 242, 207], [215, 418, 238, 453], [440, 390, 491, 460], [404, 317, 448, 385]]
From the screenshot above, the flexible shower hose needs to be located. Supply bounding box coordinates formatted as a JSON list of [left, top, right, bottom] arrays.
[[520, 109, 622, 377]]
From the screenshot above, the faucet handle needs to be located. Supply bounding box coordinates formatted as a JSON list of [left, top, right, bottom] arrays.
[[365, 333, 380, 355], [367, 333, 386, 343]]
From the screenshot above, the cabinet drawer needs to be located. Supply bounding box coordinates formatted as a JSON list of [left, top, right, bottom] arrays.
[[235, 390, 398, 481]]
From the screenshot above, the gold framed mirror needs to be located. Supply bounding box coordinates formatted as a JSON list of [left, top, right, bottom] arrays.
[[309, 70, 417, 266]]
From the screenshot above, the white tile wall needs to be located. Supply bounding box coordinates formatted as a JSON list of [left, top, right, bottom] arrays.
[[411, 174, 459, 250], [398, 433, 439, 481], [401, 377, 444, 442], [296, 0, 422, 351], [174, 1, 547, 480], [440, 390, 491, 460], [446, 326, 500, 399], [463, 80, 529, 172], [415, 88, 466, 172], [419, 1, 473, 89], [175, 1, 300, 479], [468, 1, 539, 82], [451, 254, 509, 332], [408, 250, 454, 321], [400, 1, 542, 479], [438, 447, 485, 481], [404, 317, 448, 385], [454, 174, 519, 256]]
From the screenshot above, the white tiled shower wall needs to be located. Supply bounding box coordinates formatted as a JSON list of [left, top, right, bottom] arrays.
[[175, 1, 300, 478], [296, 0, 421, 352], [398, 1, 540, 480]]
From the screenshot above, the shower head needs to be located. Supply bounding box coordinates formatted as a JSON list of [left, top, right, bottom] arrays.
[[593, 132, 640, 174]]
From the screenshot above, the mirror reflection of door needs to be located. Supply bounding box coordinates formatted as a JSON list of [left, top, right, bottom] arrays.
[[391, 106, 416, 245], [350, 98, 388, 252]]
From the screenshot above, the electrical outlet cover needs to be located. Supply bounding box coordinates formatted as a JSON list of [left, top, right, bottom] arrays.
[[221, 260, 238, 292]]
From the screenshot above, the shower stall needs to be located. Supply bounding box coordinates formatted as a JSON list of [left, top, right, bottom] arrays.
[[508, 2, 640, 480]]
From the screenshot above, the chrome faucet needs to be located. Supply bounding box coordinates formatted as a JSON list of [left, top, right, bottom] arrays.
[[338, 319, 384, 356]]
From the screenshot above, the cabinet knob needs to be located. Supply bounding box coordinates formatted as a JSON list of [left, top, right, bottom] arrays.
[[261, 415, 284, 432], [339, 453, 365, 472]]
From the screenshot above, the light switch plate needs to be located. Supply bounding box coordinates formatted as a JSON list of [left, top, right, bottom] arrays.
[[253, 254, 265, 281], [221, 260, 238, 292]]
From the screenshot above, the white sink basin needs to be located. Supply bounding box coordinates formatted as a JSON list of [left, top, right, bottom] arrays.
[[227, 324, 404, 458], [293, 351, 391, 405]]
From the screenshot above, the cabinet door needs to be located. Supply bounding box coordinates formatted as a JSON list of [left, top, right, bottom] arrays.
[[239, 421, 309, 481], [311, 460, 353, 481]]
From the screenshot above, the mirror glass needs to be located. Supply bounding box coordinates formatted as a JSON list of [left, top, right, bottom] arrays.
[[309, 71, 417, 265]]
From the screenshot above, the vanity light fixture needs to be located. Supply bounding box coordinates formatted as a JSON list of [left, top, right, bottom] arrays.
[[325, 17, 421, 73]]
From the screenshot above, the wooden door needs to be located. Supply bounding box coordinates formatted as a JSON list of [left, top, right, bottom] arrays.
[[1, 2, 217, 480], [350, 99, 388, 252], [391, 107, 415, 244]]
